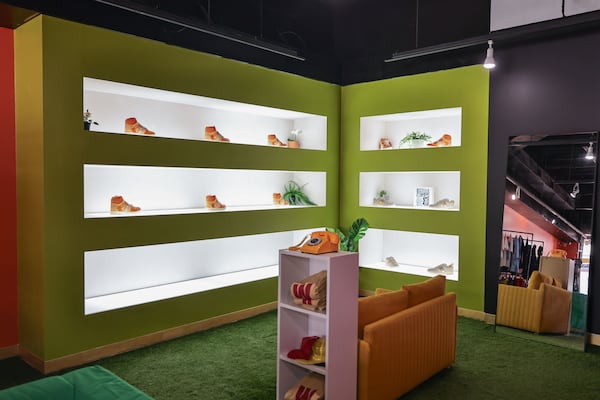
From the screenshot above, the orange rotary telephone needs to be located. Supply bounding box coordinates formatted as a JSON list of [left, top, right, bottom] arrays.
[[289, 231, 339, 254]]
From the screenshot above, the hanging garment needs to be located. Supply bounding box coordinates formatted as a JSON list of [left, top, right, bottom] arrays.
[[510, 236, 522, 273]]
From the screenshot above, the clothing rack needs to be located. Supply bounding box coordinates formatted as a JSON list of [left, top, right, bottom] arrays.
[[500, 230, 545, 280]]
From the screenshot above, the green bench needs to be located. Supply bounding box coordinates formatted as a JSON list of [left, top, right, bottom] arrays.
[[0, 365, 152, 399]]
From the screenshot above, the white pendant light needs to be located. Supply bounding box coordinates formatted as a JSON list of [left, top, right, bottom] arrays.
[[483, 40, 496, 69], [585, 142, 595, 160]]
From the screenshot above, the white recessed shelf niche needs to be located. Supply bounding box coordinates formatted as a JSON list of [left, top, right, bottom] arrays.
[[84, 229, 319, 315], [360, 107, 462, 151], [360, 171, 460, 211], [84, 164, 326, 218], [359, 228, 459, 281], [83, 77, 327, 150]]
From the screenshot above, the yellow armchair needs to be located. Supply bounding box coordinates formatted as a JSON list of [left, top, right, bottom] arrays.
[[496, 271, 572, 334]]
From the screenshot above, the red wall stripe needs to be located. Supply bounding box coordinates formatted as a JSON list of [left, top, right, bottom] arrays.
[[0, 27, 18, 349]]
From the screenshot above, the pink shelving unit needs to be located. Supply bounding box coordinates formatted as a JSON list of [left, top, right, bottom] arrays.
[[277, 249, 358, 399]]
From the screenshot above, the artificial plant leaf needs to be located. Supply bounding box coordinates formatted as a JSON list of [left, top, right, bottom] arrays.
[[348, 218, 369, 243]]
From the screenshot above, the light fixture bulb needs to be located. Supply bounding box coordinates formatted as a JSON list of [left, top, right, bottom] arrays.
[[570, 182, 580, 198], [483, 40, 496, 69], [585, 142, 595, 160], [515, 186, 521, 199], [552, 218, 556, 224]]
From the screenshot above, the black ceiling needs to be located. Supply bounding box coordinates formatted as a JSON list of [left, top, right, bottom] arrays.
[[0, 0, 493, 83]]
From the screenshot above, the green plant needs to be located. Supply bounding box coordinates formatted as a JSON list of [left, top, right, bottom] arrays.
[[377, 190, 387, 198], [282, 180, 316, 205], [327, 217, 369, 252], [399, 131, 431, 144]]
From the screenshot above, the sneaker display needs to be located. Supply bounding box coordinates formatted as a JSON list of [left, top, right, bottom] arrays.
[[379, 137, 393, 149], [204, 126, 230, 142], [267, 134, 287, 146], [205, 194, 226, 209], [124, 117, 155, 135], [427, 262, 454, 275], [110, 195, 141, 214], [429, 198, 455, 209]]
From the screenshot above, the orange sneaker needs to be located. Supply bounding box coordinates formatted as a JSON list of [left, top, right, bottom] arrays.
[[205, 126, 230, 142], [273, 192, 288, 205], [206, 194, 226, 209], [427, 134, 452, 147], [110, 195, 141, 214], [125, 117, 155, 135], [267, 134, 287, 147]]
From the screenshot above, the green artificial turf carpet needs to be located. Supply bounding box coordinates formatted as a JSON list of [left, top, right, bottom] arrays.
[[2, 312, 600, 399]]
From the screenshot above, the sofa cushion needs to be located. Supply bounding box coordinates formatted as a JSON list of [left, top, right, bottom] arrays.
[[358, 289, 408, 339], [374, 288, 392, 295], [402, 275, 446, 307], [528, 271, 553, 290]]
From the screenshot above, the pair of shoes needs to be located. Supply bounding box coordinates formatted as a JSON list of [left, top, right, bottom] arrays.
[[206, 194, 226, 209], [268, 134, 287, 146], [287, 336, 319, 360], [384, 256, 399, 267], [110, 195, 141, 213], [427, 134, 452, 147], [273, 192, 288, 205], [427, 263, 454, 275], [205, 126, 230, 142], [125, 117, 155, 135]]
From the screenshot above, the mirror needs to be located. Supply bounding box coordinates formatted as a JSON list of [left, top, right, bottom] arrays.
[[495, 132, 595, 350]]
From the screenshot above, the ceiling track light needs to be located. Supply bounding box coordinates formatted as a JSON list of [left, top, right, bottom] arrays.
[[570, 182, 580, 198], [483, 40, 496, 69], [585, 142, 595, 160], [92, 0, 305, 61]]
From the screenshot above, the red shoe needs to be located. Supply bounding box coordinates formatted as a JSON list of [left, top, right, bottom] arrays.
[[287, 336, 319, 360]]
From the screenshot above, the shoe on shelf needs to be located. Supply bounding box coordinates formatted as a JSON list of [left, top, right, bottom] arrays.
[[429, 198, 455, 209], [204, 126, 230, 142], [273, 192, 288, 205], [427, 134, 452, 147], [110, 195, 141, 214], [206, 194, 226, 209], [124, 117, 155, 135], [384, 256, 399, 267], [267, 134, 287, 147], [379, 137, 393, 150], [427, 262, 454, 275], [287, 336, 320, 360]]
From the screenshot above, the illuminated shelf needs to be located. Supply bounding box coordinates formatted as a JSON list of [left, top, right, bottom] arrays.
[[84, 164, 326, 218], [359, 229, 459, 281], [84, 77, 327, 150], [359, 171, 460, 210], [360, 107, 462, 151], [84, 229, 318, 315]]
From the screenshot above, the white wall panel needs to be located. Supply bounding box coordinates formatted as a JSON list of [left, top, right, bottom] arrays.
[[491, 0, 563, 31], [564, 0, 600, 15]]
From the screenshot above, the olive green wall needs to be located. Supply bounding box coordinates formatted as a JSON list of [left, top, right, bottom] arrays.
[[15, 16, 341, 360], [340, 66, 489, 311]]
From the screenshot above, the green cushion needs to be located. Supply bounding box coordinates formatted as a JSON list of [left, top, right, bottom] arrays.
[[0, 366, 152, 400]]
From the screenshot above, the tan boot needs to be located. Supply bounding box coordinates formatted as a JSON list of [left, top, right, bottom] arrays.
[[267, 134, 287, 146], [125, 117, 155, 135], [206, 194, 226, 209], [110, 195, 141, 213], [205, 126, 230, 142], [273, 192, 288, 205], [427, 134, 452, 147]]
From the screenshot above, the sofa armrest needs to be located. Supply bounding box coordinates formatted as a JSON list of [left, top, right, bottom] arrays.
[[496, 284, 543, 332], [358, 293, 456, 400], [539, 283, 572, 334]]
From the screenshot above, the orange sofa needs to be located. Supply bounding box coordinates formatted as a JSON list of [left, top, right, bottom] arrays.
[[496, 270, 572, 334], [357, 275, 457, 400]]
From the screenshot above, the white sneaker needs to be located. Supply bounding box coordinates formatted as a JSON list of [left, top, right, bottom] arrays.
[[384, 256, 399, 267], [427, 263, 454, 275]]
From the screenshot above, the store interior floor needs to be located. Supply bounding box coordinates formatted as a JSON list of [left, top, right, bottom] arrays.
[[1, 312, 599, 400]]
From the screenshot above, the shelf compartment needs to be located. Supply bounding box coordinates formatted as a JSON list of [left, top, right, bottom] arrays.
[[360, 171, 460, 210], [84, 164, 326, 218], [360, 107, 462, 151], [84, 229, 317, 315], [84, 77, 327, 150], [359, 228, 459, 281]]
